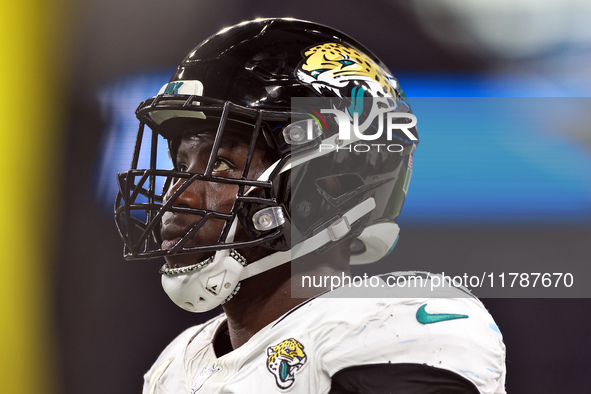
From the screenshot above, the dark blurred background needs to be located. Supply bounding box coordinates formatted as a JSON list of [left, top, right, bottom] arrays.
[[2, 1, 590, 393]]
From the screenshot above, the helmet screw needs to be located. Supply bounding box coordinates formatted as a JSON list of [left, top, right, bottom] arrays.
[[252, 206, 285, 231], [297, 201, 312, 217], [289, 126, 305, 143], [257, 213, 272, 228]]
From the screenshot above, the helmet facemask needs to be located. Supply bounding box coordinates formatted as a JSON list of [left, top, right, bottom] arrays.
[[114, 94, 290, 263]]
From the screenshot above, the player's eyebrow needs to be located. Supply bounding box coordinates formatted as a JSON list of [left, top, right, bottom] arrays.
[[178, 133, 213, 151], [180, 131, 250, 153]]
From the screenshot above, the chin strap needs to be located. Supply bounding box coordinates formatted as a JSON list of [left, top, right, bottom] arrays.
[[161, 197, 376, 313], [160, 247, 248, 313], [240, 197, 376, 281]]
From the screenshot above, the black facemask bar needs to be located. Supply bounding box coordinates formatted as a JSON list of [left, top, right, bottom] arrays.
[[114, 94, 291, 260]]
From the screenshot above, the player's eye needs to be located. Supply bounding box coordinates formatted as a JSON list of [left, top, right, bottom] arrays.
[[212, 158, 231, 173], [177, 163, 188, 172]]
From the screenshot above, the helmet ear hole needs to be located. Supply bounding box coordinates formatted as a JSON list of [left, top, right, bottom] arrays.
[[316, 173, 364, 207], [350, 239, 367, 256]]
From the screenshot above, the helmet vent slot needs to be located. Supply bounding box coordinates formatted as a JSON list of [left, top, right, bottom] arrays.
[[316, 173, 364, 207]]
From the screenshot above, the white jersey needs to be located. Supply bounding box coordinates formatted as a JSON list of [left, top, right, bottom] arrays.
[[143, 273, 506, 393]]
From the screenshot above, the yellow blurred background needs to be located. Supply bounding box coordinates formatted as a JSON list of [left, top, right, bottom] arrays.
[[0, 1, 68, 392]]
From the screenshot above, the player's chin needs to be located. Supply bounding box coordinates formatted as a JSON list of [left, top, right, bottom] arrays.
[[161, 250, 215, 271], [159, 228, 223, 270]]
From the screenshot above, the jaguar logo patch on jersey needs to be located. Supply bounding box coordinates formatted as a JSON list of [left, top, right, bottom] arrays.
[[296, 42, 400, 100], [266, 338, 308, 390]]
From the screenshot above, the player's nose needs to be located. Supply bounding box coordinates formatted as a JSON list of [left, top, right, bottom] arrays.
[[164, 177, 205, 209]]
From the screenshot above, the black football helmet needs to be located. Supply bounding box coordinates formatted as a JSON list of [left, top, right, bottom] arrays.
[[114, 18, 418, 312]]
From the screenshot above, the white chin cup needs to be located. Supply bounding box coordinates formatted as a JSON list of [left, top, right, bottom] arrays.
[[161, 250, 246, 313]]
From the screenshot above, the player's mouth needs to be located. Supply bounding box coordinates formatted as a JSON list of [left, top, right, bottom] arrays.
[[160, 212, 204, 249], [161, 236, 183, 251], [160, 224, 199, 250], [159, 239, 216, 271], [159, 215, 220, 270]]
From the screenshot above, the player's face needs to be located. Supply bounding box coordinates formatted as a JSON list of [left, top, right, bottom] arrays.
[[160, 122, 271, 268]]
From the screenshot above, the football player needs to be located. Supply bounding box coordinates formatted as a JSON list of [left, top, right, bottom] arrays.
[[115, 18, 506, 393]]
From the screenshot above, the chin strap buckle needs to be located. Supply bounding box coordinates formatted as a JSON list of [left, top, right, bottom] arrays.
[[327, 216, 351, 241]]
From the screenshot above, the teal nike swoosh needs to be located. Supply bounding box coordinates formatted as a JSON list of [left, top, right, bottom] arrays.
[[416, 304, 469, 324]]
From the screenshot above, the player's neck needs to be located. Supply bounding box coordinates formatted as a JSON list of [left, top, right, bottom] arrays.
[[221, 263, 304, 350], [221, 247, 350, 350]]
